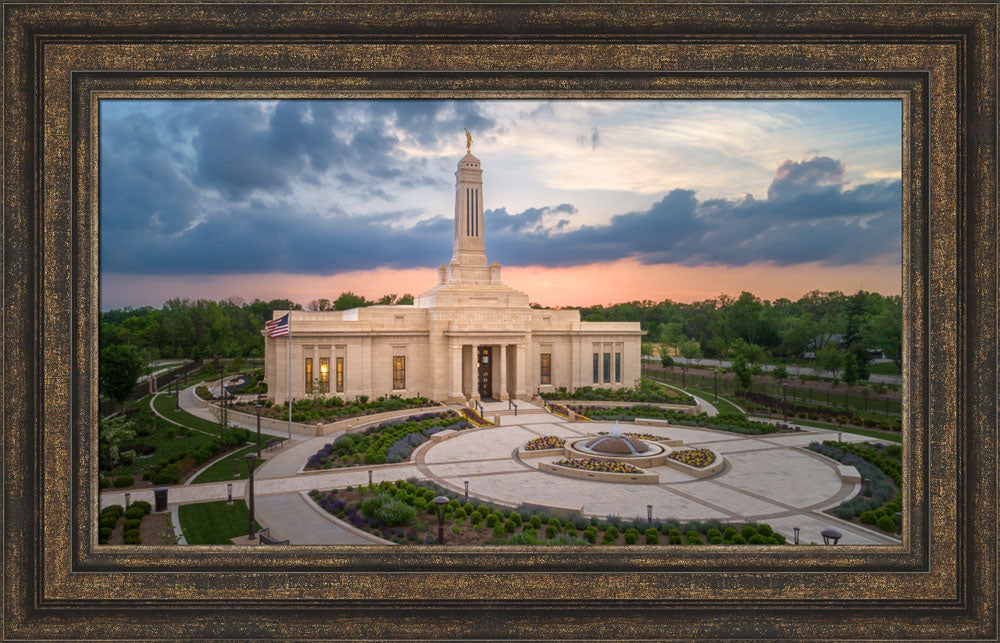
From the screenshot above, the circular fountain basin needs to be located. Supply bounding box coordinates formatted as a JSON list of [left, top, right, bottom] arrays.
[[565, 437, 671, 469]]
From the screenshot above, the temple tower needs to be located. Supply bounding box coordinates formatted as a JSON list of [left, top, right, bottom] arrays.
[[451, 151, 487, 268]]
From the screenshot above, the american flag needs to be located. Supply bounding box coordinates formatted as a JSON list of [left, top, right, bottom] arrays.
[[265, 313, 290, 337]]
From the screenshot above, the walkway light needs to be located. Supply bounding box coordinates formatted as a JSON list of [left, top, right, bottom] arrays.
[[246, 453, 261, 540], [647, 505, 653, 522], [464, 481, 469, 500], [124, 492, 131, 510], [782, 382, 788, 422], [227, 483, 233, 505], [793, 527, 800, 545], [433, 496, 449, 544], [821, 528, 842, 545]]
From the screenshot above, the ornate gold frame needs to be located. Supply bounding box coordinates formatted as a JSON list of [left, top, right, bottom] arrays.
[[3, 2, 996, 638]]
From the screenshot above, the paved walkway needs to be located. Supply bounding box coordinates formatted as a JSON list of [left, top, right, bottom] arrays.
[[176, 383, 307, 441], [102, 405, 899, 546]]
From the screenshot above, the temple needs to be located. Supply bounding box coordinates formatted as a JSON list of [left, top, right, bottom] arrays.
[[264, 143, 642, 404]]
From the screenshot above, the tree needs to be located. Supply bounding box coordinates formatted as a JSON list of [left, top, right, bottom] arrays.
[[730, 354, 752, 390], [99, 415, 137, 470], [659, 345, 674, 370], [307, 298, 332, 311], [99, 344, 143, 409], [397, 293, 415, 305], [772, 364, 789, 383], [815, 344, 844, 378], [679, 339, 702, 388], [333, 291, 371, 310], [842, 352, 859, 387]]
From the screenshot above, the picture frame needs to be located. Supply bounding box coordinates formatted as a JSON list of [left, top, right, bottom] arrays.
[[3, 2, 996, 638]]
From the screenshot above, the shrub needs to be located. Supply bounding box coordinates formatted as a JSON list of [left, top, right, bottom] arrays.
[[492, 524, 506, 539], [470, 512, 482, 526], [741, 525, 757, 540], [124, 505, 145, 520], [122, 529, 141, 544], [685, 530, 701, 544], [748, 534, 765, 544], [667, 529, 682, 545], [624, 528, 639, 545], [485, 513, 500, 528], [859, 510, 878, 525], [722, 527, 738, 540], [132, 500, 152, 515], [731, 534, 747, 545], [123, 518, 141, 531], [102, 504, 124, 520], [583, 526, 598, 543], [644, 528, 659, 545], [98, 526, 112, 543], [528, 515, 542, 529], [757, 524, 773, 537], [706, 528, 723, 540], [451, 524, 462, 535], [99, 477, 110, 489], [113, 474, 134, 488], [508, 512, 523, 527], [359, 493, 416, 527], [504, 520, 516, 534], [877, 515, 897, 532], [601, 530, 616, 545], [99, 516, 118, 530]]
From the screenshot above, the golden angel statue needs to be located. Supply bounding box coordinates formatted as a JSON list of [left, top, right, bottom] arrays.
[[464, 128, 473, 152]]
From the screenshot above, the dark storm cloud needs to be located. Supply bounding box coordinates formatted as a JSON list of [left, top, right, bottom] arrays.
[[101, 104, 900, 275]]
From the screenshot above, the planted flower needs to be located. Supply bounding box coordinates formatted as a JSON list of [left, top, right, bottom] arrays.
[[524, 436, 566, 450], [667, 448, 716, 468], [552, 458, 645, 474]]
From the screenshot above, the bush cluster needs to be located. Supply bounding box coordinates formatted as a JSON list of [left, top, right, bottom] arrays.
[[575, 406, 789, 436], [809, 440, 901, 525], [258, 395, 433, 424], [734, 390, 901, 431], [541, 378, 695, 406]]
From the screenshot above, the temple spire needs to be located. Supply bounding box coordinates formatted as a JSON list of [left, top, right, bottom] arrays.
[[451, 144, 487, 267]]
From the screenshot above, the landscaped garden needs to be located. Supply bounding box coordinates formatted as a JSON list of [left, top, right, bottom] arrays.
[[541, 378, 696, 406], [231, 394, 438, 425], [571, 405, 798, 436], [808, 440, 902, 533], [98, 400, 257, 488], [305, 411, 470, 468], [178, 500, 260, 544], [734, 390, 902, 432], [308, 479, 789, 546], [98, 501, 174, 545]]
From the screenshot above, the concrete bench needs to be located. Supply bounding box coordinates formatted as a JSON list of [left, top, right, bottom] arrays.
[[257, 527, 289, 545]]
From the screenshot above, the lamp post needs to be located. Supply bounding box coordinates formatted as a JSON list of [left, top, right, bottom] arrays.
[[895, 512, 902, 537], [254, 401, 263, 458], [821, 528, 842, 545], [793, 527, 800, 545], [124, 492, 131, 510], [246, 453, 261, 540], [782, 381, 788, 422], [227, 483, 233, 505], [433, 496, 449, 544], [713, 370, 718, 402], [647, 504, 653, 522], [464, 481, 469, 500]]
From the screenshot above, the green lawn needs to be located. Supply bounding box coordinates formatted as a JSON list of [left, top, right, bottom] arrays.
[[151, 392, 227, 436], [191, 443, 280, 484], [178, 500, 261, 544], [645, 375, 746, 416], [774, 417, 902, 443], [868, 362, 900, 375]]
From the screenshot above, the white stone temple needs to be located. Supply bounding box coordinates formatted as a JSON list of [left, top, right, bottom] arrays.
[[263, 143, 642, 404]]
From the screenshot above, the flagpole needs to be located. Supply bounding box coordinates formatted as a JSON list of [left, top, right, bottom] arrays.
[[287, 313, 292, 440]]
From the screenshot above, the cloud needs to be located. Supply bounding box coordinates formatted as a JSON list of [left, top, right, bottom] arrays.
[[577, 126, 600, 150]]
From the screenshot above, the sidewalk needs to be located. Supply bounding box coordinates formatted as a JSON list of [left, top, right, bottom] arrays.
[[177, 384, 306, 441]]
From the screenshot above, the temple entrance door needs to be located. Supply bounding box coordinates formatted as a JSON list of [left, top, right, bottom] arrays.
[[477, 346, 493, 400]]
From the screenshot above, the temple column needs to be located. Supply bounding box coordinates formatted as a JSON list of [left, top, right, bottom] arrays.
[[498, 344, 509, 400], [515, 343, 529, 399], [468, 344, 480, 401], [448, 342, 464, 401]]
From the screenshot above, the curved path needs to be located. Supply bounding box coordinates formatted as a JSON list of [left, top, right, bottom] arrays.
[[102, 406, 899, 546]]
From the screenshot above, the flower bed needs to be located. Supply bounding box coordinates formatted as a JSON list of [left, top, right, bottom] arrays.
[[235, 394, 436, 424], [524, 436, 566, 451], [597, 431, 662, 441], [547, 402, 571, 419], [305, 411, 465, 469], [667, 448, 716, 468], [808, 440, 901, 532], [552, 458, 645, 474], [459, 407, 493, 427]]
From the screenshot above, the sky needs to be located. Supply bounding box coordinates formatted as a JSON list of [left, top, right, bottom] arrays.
[[99, 99, 902, 310]]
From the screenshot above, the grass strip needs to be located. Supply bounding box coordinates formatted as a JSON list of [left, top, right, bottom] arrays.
[[178, 500, 261, 544]]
